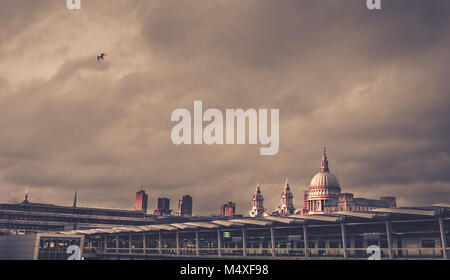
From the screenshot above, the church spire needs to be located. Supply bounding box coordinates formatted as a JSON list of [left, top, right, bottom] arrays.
[[321, 147, 329, 172], [284, 177, 290, 191], [23, 188, 30, 204], [73, 191, 77, 208]]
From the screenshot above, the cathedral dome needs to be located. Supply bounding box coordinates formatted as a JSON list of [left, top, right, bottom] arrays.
[[310, 171, 340, 188], [309, 148, 341, 189]]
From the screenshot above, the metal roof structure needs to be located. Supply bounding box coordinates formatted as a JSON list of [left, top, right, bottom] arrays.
[[229, 218, 272, 226], [263, 216, 299, 224], [288, 214, 340, 222], [56, 205, 450, 236], [170, 223, 196, 230], [184, 222, 218, 229], [433, 203, 450, 209], [370, 208, 436, 216], [210, 220, 242, 227], [334, 211, 385, 219]]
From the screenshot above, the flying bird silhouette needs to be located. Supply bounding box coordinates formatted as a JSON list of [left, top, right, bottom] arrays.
[[97, 53, 107, 61]]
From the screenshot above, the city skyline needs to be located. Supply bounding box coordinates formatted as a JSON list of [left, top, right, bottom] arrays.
[[0, 1, 449, 215]]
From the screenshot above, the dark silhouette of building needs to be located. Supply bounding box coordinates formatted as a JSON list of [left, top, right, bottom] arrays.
[[178, 195, 193, 217], [0, 192, 154, 236], [154, 197, 172, 216], [134, 189, 148, 214], [221, 202, 236, 217]]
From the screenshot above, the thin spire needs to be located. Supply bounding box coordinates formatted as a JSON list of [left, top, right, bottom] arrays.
[[321, 147, 329, 172], [255, 182, 261, 194], [73, 191, 77, 208], [284, 177, 290, 190]]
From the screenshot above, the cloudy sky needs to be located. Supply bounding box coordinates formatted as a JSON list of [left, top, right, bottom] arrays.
[[0, 0, 449, 215]]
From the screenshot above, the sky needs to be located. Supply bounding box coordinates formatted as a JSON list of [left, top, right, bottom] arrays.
[[0, 0, 449, 215]]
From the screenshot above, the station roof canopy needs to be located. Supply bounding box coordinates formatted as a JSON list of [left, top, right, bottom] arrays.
[[210, 220, 242, 227], [334, 211, 385, 220], [184, 222, 218, 229], [288, 214, 340, 222], [263, 216, 299, 224], [148, 224, 177, 231], [114, 226, 143, 233], [230, 218, 272, 226], [370, 208, 436, 217], [433, 203, 450, 209], [170, 223, 197, 230], [137, 225, 158, 231]]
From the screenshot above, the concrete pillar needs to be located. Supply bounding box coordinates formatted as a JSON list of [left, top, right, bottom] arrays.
[[341, 223, 347, 259], [439, 217, 448, 260], [196, 231, 200, 256], [158, 231, 162, 255], [129, 233, 132, 254], [303, 225, 309, 257], [176, 231, 180, 255], [143, 233, 146, 255], [104, 236, 107, 252], [270, 226, 275, 257], [115, 234, 119, 253], [217, 229, 222, 256], [385, 220, 393, 259], [242, 227, 247, 257]]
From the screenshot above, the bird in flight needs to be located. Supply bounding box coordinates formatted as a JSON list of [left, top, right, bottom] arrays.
[[97, 53, 107, 61]]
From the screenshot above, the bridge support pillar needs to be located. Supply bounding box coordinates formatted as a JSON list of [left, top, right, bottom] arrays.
[[341, 223, 347, 259], [176, 230, 180, 256], [158, 232, 162, 255], [115, 234, 119, 254], [303, 225, 309, 257], [128, 233, 132, 254], [196, 231, 200, 256], [385, 220, 393, 259], [143, 233, 146, 255], [217, 229, 222, 256], [439, 217, 448, 260], [242, 227, 247, 257], [270, 226, 275, 257]]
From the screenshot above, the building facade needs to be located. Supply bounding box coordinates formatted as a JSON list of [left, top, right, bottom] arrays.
[[221, 202, 236, 217], [154, 197, 172, 216], [134, 189, 148, 214], [178, 195, 193, 217], [0, 195, 153, 236], [300, 148, 396, 215], [274, 179, 295, 216]]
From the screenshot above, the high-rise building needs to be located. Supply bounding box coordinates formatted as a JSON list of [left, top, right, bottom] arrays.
[[249, 183, 266, 217], [274, 179, 295, 216], [154, 197, 171, 216], [178, 195, 193, 217], [221, 202, 236, 217], [134, 189, 148, 214]]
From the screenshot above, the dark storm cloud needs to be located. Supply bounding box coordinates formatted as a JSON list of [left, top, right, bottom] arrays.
[[0, 0, 449, 214]]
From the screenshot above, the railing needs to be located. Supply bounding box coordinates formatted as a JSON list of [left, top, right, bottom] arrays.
[[84, 246, 448, 259]]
